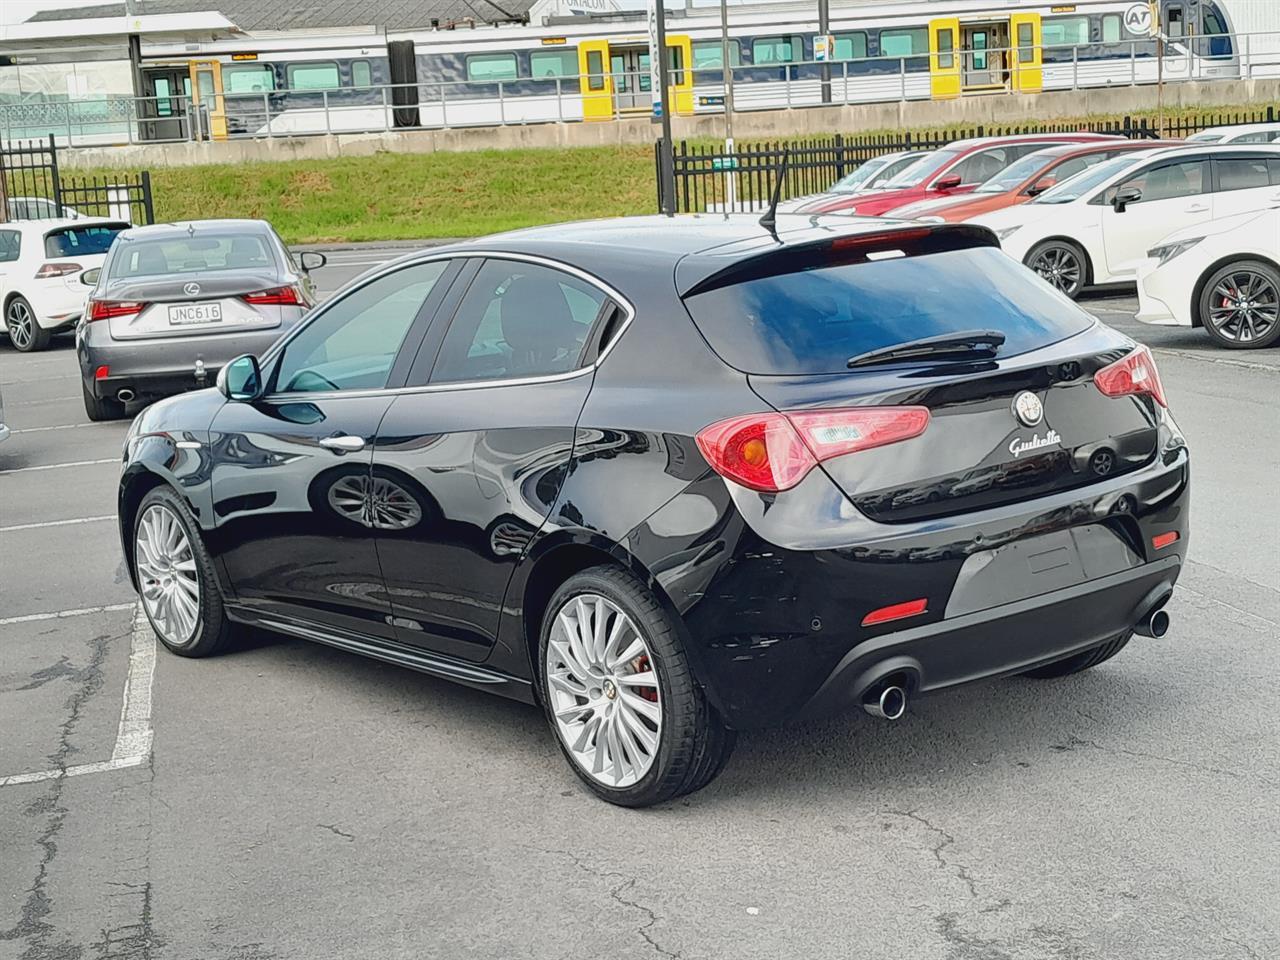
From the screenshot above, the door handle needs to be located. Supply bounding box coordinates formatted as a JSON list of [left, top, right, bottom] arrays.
[[1184, 204, 1209, 213], [318, 435, 365, 453]]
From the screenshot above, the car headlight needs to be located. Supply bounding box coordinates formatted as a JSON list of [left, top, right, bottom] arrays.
[[995, 225, 1022, 241], [1146, 237, 1203, 266]]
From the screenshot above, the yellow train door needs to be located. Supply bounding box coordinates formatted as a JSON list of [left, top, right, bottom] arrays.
[[579, 40, 614, 121], [1010, 13, 1044, 92], [666, 35, 694, 115], [929, 18, 961, 99], [189, 60, 228, 140]]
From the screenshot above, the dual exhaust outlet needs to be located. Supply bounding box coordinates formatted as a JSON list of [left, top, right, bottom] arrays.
[[859, 606, 1172, 722]]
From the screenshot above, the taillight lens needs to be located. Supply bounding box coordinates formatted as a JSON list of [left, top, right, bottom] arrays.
[[695, 406, 931, 493], [241, 285, 303, 306], [36, 262, 83, 279], [88, 300, 146, 321], [1094, 345, 1167, 408]]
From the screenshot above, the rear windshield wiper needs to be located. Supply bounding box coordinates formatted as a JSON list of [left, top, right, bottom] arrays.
[[847, 330, 1006, 369]]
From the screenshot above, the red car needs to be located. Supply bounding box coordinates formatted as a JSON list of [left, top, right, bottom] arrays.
[[792, 133, 1122, 218]]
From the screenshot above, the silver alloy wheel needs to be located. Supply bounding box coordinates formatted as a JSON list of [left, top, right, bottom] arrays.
[[545, 593, 663, 789], [1030, 246, 1082, 297], [327, 474, 423, 530], [6, 300, 33, 351], [135, 503, 201, 646], [1209, 269, 1279, 343]]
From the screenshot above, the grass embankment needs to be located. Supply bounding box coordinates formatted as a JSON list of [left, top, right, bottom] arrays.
[[69, 102, 1271, 243]]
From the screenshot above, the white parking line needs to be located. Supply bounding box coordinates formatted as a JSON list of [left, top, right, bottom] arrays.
[[0, 604, 155, 789], [0, 458, 117, 476], [9, 395, 79, 406], [0, 515, 114, 534], [0, 603, 134, 626], [13, 423, 98, 434]]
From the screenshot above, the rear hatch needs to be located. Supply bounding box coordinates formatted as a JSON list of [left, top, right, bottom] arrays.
[[680, 226, 1162, 523], [100, 268, 287, 340], [41, 221, 128, 290]]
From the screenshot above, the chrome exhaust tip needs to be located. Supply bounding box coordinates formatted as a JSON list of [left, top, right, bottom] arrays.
[[116, 388, 135, 403], [1135, 608, 1171, 639], [862, 684, 907, 721]]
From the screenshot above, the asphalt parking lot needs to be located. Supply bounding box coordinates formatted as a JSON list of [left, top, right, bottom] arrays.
[[2, 247, 1277, 960]]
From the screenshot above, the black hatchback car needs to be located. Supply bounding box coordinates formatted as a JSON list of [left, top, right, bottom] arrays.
[[118, 215, 1189, 806]]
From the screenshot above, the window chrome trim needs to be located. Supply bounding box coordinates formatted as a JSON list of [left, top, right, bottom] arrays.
[[260, 249, 636, 402]]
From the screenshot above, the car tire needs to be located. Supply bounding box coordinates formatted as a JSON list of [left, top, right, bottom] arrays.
[[134, 486, 233, 658], [1025, 240, 1089, 300], [5, 296, 50, 352], [82, 379, 127, 422], [539, 565, 734, 807], [1197, 259, 1280, 350], [1020, 632, 1132, 679]]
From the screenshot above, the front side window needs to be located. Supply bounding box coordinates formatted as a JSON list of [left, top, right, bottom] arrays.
[[530, 50, 578, 78], [1102, 14, 1122, 44], [948, 147, 1013, 186], [223, 65, 276, 94], [274, 261, 447, 393], [287, 62, 340, 90], [1043, 16, 1090, 48], [431, 259, 606, 384], [466, 54, 518, 82], [882, 27, 927, 58], [352, 60, 372, 87], [1109, 159, 1208, 204], [0, 230, 19, 263]]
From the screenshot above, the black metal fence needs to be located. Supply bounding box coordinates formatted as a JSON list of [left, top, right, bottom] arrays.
[[1, 134, 154, 224], [658, 106, 1280, 213]]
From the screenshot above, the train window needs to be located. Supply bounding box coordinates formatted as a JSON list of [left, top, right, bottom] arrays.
[[1166, 5, 1184, 39], [586, 50, 605, 90], [666, 45, 686, 86], [936, 29, 955, 69], [223, 65, 276, 94], [530, 50, 577, 79], [1203, 6, 1227, 36], [833, 32, 867, 60], [352, 60, 372, 88], [880, 28, 926, 58], [1102, 15, 1122, 44], [1017, 23, 1034, 61], [1043, 16, 1090, 49], [466, 53, 518, 83], [692, 40, 741, 70], [752, 36, 801, 65], [287, 62, 340, 90]]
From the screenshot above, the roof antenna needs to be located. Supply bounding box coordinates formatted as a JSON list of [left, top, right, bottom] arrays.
[[758, 147, 790, 241]]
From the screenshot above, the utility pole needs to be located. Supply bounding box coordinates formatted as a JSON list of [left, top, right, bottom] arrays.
[[719, 0, 733, 141], [651, 0, 676, 215], [818, 0, 831, 104]]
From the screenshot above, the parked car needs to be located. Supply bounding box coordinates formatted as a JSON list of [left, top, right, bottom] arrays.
[[77, 219, 325, 421], [784, 150, 929, 209], [1136, 205, 1280, 349], [790, 134, 1121, 218], [117, 214, 1188, 807], [891, 141, 1180, 223], [1, 218, 129, 352], [7, 196, 85, 221], [1185, 123, 1280, 145], [972, 144, 1280, 299]]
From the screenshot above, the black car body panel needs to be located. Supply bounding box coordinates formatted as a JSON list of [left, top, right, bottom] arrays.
[[119, 214, 1190, 733]]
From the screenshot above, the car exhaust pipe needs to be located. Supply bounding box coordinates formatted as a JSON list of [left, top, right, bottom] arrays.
[[1134, 607, 1171, 639], [862, 683, 907, 721], [116, 388, 135, 403]]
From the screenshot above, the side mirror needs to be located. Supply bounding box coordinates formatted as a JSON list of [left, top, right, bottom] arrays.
[[1112, 187, 1143, 213], [217, 354, 264, 402], [934, 174, 963, 191], [298, 251, 327, 273], [1026, 177, 1057, 198], [81, 267, 101, 286]]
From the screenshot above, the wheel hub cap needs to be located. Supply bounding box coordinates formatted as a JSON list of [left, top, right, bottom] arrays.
[[136, 503, 200, 645]]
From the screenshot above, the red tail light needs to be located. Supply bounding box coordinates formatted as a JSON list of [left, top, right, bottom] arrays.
[[35, 262, 83, 279], [88, 300, 146, 321], [1151, 531, 1180, 550], [695, 406, 931, 493], [862, 598, 929, 627], [1094, 345, 1167, 408], [241, 285, 303, 306]]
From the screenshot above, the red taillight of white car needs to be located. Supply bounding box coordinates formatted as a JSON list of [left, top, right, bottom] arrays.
[[695, 406, 932, 493], [1094, 345, 1168, 408], [35, 262, 83, 279], [241, 286, 304, 306], [87, 300, 146, 322]]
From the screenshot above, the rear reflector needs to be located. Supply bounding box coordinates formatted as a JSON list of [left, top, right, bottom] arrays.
[[241, 285, 303, 306], [862, 598, 928, 627], [1151, 531, 1179, 550], [94, 365, 110, 381], [88, 300, 145, 322], [35, 262, 83, 279], [695, 406, 930, 493], [1094, 345, 1168, 408]]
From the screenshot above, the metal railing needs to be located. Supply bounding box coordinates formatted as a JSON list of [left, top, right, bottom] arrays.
[[1, 30, 1278, 148], [1, 134, 155, 223]]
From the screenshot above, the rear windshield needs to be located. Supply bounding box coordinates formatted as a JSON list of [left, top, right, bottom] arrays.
[[44, 223, 126, 258], [682, 246, 1094, 375], [110, 233, 276, 277]]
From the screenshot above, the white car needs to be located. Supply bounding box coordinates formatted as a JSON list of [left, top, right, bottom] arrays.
[[7, 197, 85, 221], [1136, 206, 1280, 350], [0, 218, 129, 352], [971, 144, 1280, 300], [778, 150, 929, 212], [1185, 123, 1280, 146]]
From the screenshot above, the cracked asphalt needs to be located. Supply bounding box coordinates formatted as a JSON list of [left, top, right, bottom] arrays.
[[1, 250, 1277, 960]]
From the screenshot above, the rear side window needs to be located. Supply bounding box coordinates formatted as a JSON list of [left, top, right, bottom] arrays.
[[682, 246, 1093, 376], [1216, 157, 1270, 192], [0, 230, 19, 263], [45, 223, 126, 258]]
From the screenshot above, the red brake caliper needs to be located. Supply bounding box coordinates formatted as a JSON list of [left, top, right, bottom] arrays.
[[631, 655, 659, 702]]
